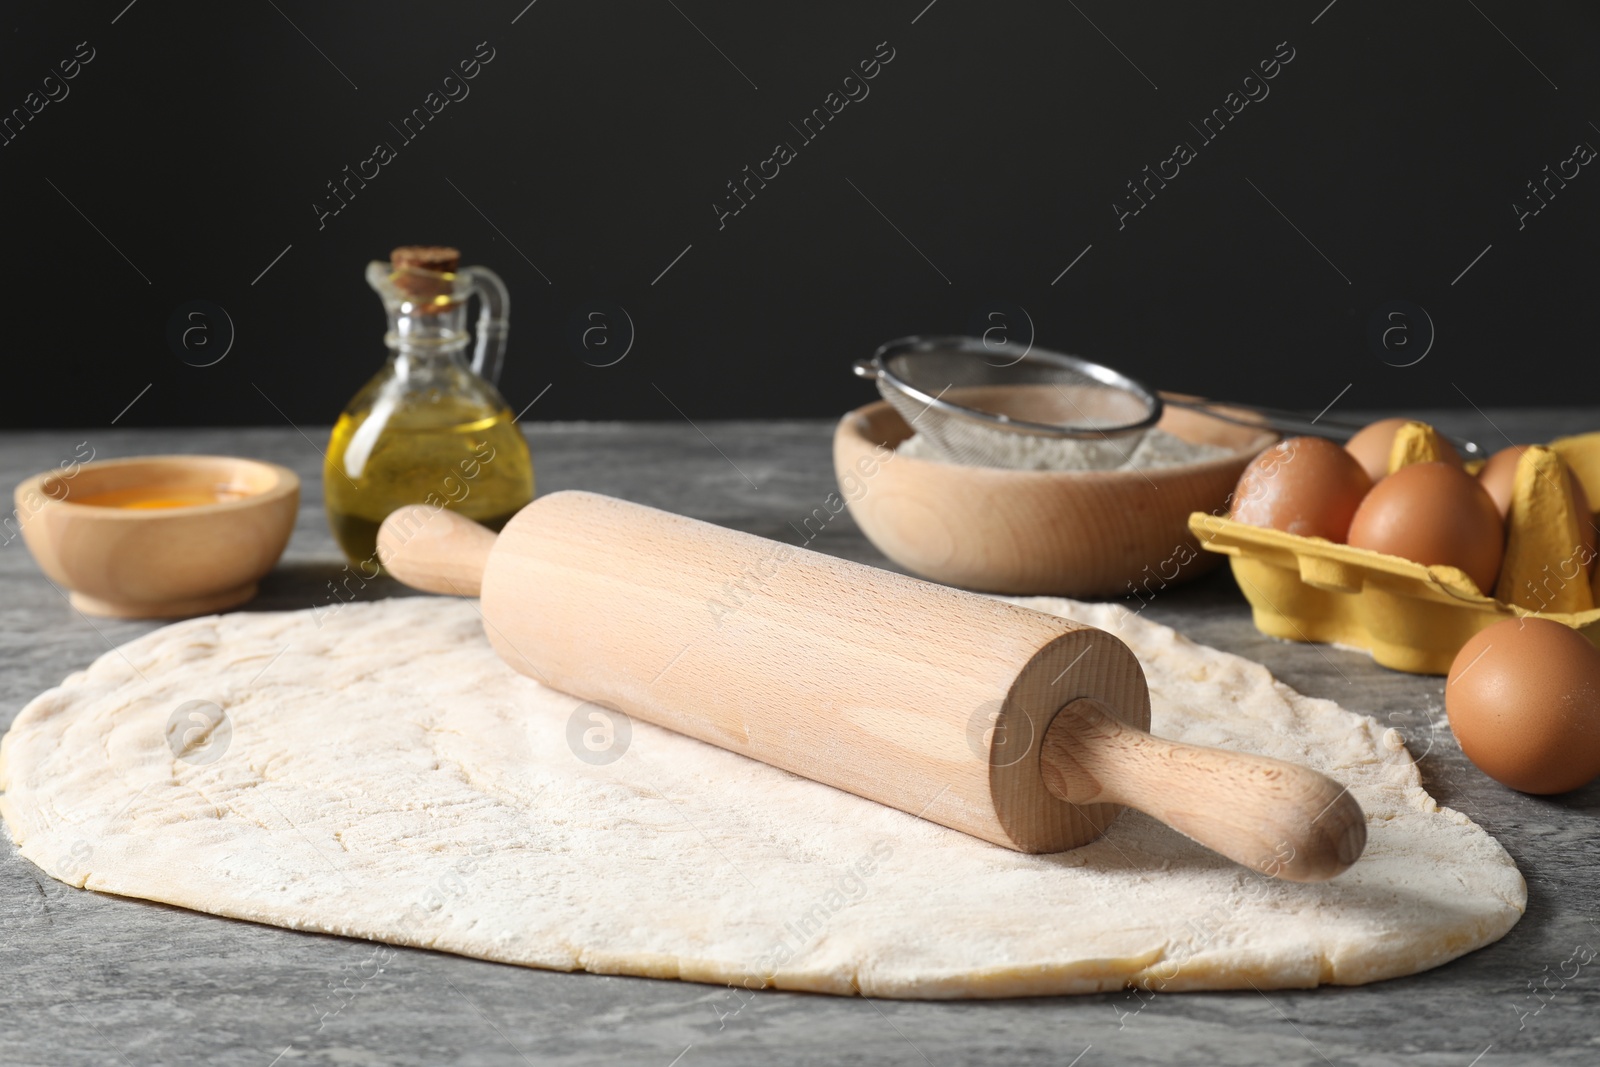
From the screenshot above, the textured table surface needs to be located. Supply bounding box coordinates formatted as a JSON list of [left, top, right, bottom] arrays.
[[2, 414, 1598, 1067]]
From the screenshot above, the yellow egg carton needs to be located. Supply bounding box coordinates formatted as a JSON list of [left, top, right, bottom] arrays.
[[1186, 428, 1600, 675]]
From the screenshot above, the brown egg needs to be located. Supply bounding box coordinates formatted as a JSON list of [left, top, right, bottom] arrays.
[[1346, 461, 1503, 593], [1479, 444, 1534, 516], [1447, 617, 1600, 794], [1344, 418, 1410, 483], [1479, 445, 1596, 554], [1230, 437, 1372, 541], [1344, 417, 1463, 483]]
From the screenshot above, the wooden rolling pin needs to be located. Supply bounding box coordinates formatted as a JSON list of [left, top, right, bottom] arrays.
[[378, 491, 1365, 882]]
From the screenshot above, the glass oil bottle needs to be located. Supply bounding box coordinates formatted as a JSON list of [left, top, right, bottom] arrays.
[[325, 246, 533, 570]]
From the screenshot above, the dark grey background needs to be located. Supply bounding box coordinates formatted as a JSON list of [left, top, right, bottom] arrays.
[[3, 1, 1595, 429]]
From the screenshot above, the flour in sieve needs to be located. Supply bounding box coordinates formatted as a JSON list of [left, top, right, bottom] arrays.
[[896, 426, 1232, 471]]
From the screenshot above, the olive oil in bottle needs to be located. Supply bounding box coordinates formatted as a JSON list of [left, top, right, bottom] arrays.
[[324, 246, 533, 570]]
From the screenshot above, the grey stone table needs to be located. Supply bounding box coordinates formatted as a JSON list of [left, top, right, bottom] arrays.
[[2, 414, 1597, 1067]]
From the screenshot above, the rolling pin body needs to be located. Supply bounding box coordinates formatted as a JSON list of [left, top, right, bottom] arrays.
[[482, 491, 1146, 853], [380, 492, 1365, 879]]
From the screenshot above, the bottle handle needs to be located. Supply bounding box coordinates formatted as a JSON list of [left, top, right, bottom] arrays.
[[461, 265, 511, 385]]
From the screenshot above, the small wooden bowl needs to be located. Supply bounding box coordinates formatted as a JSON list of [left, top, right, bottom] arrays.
[[14, 455, 299, 618], [834, 400, 1275, 597]]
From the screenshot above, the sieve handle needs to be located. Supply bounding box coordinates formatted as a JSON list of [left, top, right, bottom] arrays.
[[1159, 392, 1483, 458], [852, 358, 880, 380]]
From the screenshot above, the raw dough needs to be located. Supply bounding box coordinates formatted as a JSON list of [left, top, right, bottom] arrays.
[[0, 596, 1524, 998]]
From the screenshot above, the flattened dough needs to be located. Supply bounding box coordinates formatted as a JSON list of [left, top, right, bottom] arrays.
[[0, 596, 1524, 998]]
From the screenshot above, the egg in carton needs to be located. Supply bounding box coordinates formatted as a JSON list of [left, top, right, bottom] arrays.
[[1189, 422, 1600, 674]]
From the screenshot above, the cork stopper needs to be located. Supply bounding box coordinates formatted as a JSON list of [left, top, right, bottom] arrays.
[[389, 245, 461, 309], [391, 245, 461, 273]]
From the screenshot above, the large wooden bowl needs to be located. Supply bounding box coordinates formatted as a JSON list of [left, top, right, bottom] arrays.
[[14, 455, 299, 618], [834, 400, 1275, 597]]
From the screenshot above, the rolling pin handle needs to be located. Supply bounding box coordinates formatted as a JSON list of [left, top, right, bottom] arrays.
[[1039, 699, 1367, 882], [376, 505, 497, 597]]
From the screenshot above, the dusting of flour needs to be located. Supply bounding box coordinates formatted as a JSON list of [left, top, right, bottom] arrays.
[[897, 426, 1232, 471], [0, 596, 1524, 999]]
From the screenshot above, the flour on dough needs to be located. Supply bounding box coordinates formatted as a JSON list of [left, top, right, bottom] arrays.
[[0, 596, 1524, 998]]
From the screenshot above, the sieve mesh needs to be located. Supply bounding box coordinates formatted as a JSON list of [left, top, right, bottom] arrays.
[[855, 335, 1486, 471], [856, 336, 1163, 470]]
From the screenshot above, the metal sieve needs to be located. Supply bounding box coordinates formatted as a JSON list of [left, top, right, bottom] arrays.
[[853, 335, 1482, 470]]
